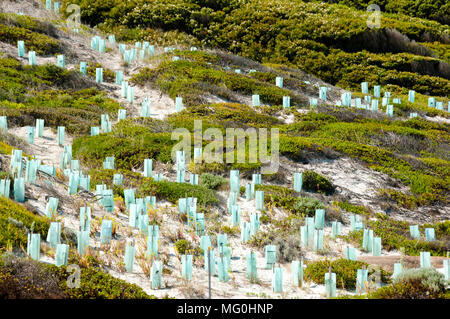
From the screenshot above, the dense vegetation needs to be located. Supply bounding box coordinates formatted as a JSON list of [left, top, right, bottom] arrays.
[[61, 0, 450, 96]]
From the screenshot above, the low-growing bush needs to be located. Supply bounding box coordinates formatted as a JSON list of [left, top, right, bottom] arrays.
[[302, 170, 335, 194], [304, 258, 390, 290], [199, 173, 227, 190]]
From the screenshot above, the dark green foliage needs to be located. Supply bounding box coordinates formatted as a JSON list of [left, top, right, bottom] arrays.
[[199, 173, 227, 190], [304, 258, 390, 290], [302, 170, 335, 194], [0, 197, 50, 251]]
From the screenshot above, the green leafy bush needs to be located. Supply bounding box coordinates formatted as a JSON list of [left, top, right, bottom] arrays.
[[304, 258, 390, 290], [292, 196, 326, 217], [199, 173, 227, 190], [302, 170, 335, 194], [370, 268, 449, 299], [0, 197, 50, 250]]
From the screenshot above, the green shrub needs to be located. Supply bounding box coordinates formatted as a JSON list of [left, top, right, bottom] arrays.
[[199, 173, 227, 190], [304, 258, 390, 290], [370, 268, 448, 299], [0, 197, 50, 251], [302, 170, 335, 194], [174, 239, 191, 255], [292, 196, 325, 217]]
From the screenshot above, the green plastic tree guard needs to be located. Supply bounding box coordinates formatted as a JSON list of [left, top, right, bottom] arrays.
[[222, 246, 232, 271], [108, 35, 116, 44], [189, 173, 198, 185], [90, 126, 99, 136], [116, 70, 123, 85], [143, 159, 153, 178], [246, 251, 257, 282], [372, 237, 382, 256], [27, 126, 34, 144], [182, 254, 193, 280], [57, 126, 65, 145], [46, 222, 61, 248], [121, 81, 128, 98], [46, 0, 52, 10], [27, 233, 40, 261], [252, 94, 260, 107], [124, 242, 135, 272], [252, 173, 261, 185], [345, 247, 357, 261], [57, 55, 65, 68], [151, 260, 163, 289], [293, 172, 302, 192], [25, 159, 39, 183], [28, 51, 36, 66], [200, 235, 211, 253], [118, 109, 126, 121], [99, 39, 106, 53], [229, 170, 240, 192], [313, 229, 324, 251], [374, 86, 380, 98], [409, 225, 420, 239], [241, 222, 251, 243], [124, 189, 136, 209], [325, 272, 337, 298], [386, 105, 394, 117], [96, 68, 103, 83], [0, 179, 10, 198], [113, 173, 123, 186], [331, 221, 341, 238], [245, 183, 254, 200], [265, 245, 276, 269], [79, 174, 90, 191], [255, 190, 264, 211], [0, 116, 7, 130], [428, 97, 435, 108], [362, 228, 373, 252], [18, 40, 25, 57], [55, 244, 69, 267], [217, 234, 228, 255], [127, 86, 134, 103], [80, 206, 91, 232], [420, 252, 431, 268], [77, 230, 89, 256], [103, 156, 115, 170], [68, 172, 79, 195], [91, 37, 98, 50], [292, 260, 303, 287], [314, 209, 325, 230], [361, 82, 368, 94], [45, 197, 59, 218], [217, 257, 229, 283], [408, 90, 415, 103], [425, 228, 435, 242], [227, 191, 237, 214], [204, 248, 216, 276], [276, 77, 283, 88], [35, 119, 44, 137], [310, 98, 318, 107], [272, 267, 283, 293], [392, 263, 403, 279], [175, 97, 183, 112], [100, 219, 113, 244], [283, 96, 290, 108], [129, 204, 138, 228], [80, 61, 87, 75], [382, 97, 389, 107], [231, 205, 240, 227], [443, 260, 449, 281], [250, 212, 260, 235], [319, 86, 327, 101], [178, 198, 187, 214], [147, 230, 159, 258], [14, 177, 25, 202], [356, 268, 368, 294]]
